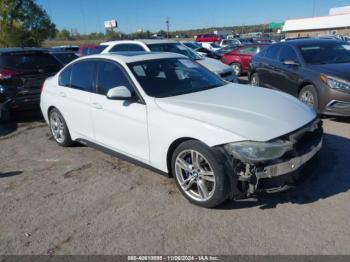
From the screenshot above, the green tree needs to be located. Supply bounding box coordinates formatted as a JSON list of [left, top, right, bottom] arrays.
[[56, 29, 70, 40], [0, 0, 56, 47]]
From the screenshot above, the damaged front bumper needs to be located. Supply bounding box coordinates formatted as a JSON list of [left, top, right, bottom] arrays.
[[257, 139, 322, 180], [225, 119, 323, 197]]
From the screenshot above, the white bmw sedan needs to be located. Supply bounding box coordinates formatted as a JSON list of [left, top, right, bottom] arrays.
[[41, 52, 323, 208]]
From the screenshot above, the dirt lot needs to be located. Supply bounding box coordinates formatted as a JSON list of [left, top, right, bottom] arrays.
[[1, 108, 350, 255]]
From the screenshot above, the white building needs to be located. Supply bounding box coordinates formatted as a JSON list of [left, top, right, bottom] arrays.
[[283, 6, 350, 38]]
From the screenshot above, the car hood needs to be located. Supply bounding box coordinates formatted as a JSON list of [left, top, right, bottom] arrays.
[[155, 84, 316, 142], [309, 63, 350, 80], [197, 57, 232, 74]]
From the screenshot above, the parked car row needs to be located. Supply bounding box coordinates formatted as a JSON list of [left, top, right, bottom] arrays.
[[98, 39, 237, 83]]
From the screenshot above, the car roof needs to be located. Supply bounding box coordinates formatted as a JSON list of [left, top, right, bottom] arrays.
[[100, 39, 177, 46], [281, 38, 348, 46], [49, 50, 78, 54], [0, 47, 48, 54], [77, 52, 186, 63]]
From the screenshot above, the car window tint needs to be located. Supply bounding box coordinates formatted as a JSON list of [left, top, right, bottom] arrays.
[[0, 52, 61, 72], [58, 66, 72, 87], [110, 44, 144, 52], [239, 46, 258, 54], [96, 61, 133, 95], [71, 61, 96, 92], [279, 46, 299, 62], [265, 45, 281, 60]]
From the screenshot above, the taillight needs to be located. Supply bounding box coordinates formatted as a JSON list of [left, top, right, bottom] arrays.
[[40, 82, 45, 93], [0, 69, 19, 80]]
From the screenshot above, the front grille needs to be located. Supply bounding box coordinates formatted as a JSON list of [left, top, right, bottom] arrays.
[[283, 119, 323, 157]]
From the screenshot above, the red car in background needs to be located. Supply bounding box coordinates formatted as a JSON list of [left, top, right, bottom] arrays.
[[195, 34, 221, 43], [221, 44, 268, 76]]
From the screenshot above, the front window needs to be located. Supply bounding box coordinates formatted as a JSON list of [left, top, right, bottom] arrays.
[[299, 42, 350, 64], [128, 58, 225, 98], [147, 43, 203, 60]]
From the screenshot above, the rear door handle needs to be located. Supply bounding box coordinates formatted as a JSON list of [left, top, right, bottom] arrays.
[[59, 92, 67, 98], [91, 102, 103, 109]]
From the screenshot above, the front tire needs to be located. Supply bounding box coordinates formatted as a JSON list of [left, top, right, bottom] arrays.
[[171, 140, 230, 208], [231, 63, 242, 76], [49, 108, 73, 147], [299, 85, 319, 112]]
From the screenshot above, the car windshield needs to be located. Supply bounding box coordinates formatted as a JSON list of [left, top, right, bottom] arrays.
[[147, 43, 203, 60], [299, 42, 350, 64], [183, 42, 201, 50], [219, 46, 239, 54], [211, 43, 220, 48], [128, 58, 225, 98]]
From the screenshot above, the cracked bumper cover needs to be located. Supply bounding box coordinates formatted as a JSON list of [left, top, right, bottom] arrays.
[[257, 139, 322, 180]]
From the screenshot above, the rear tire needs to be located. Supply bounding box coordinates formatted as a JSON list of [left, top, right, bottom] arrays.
[[0, 105, 11, 123], [171, 140, 230, 208], [250, 72, 260, 86], [299, 85, 319, 112], [49, 108, 73, 147]]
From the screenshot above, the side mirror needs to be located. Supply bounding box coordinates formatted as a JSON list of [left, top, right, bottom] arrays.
[[282, 60, 299, 66], [107, 86, 133, 100]]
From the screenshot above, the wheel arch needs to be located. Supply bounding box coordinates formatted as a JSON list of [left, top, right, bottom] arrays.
[[298, 81, 314, 94], [47, 106, 57, 118], [298, 81, 320, 101], [166, 137, 199, 177]]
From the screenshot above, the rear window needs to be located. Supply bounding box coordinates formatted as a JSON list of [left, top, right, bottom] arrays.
[[95, 45, 108, 54], [52, 53, 78, 65], [0, 52, 60, 70]]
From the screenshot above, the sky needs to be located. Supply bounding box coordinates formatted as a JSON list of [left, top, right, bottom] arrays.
[[36, 0, 350, 34]]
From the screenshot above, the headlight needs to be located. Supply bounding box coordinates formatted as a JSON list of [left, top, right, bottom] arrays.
[[224, 140, 293, 162], [320, 74, 350, 90]]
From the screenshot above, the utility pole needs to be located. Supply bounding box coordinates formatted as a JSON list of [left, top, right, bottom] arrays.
[[166, 17, 170, 39]]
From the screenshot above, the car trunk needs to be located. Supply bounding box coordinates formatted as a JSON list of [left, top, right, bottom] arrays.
[[0, 51, 61, 98]]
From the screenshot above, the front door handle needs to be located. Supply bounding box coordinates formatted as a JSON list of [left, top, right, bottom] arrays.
[[59, 92, 67, 98], [91, 102, 103, 109]]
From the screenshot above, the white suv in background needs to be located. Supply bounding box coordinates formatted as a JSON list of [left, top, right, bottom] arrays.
[[100, 39, 237, 82]]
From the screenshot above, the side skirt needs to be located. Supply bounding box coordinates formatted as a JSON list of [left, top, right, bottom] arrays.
[[76, 139, 170, 178]]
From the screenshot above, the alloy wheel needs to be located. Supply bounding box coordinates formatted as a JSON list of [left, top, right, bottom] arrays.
[[231, 64, 241, 76], [175, 150, 216, 202], [50, 111, 66, 144], [251, 75, 259, 86], [300, 90, 315, 107]]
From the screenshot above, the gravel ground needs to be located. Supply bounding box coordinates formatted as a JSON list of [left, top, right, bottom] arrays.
[[0, 109, 350, 255]]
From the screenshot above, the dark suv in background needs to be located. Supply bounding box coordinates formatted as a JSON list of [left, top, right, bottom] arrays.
[[249, 39, 350, 116], [0, 48, 62, 122]]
